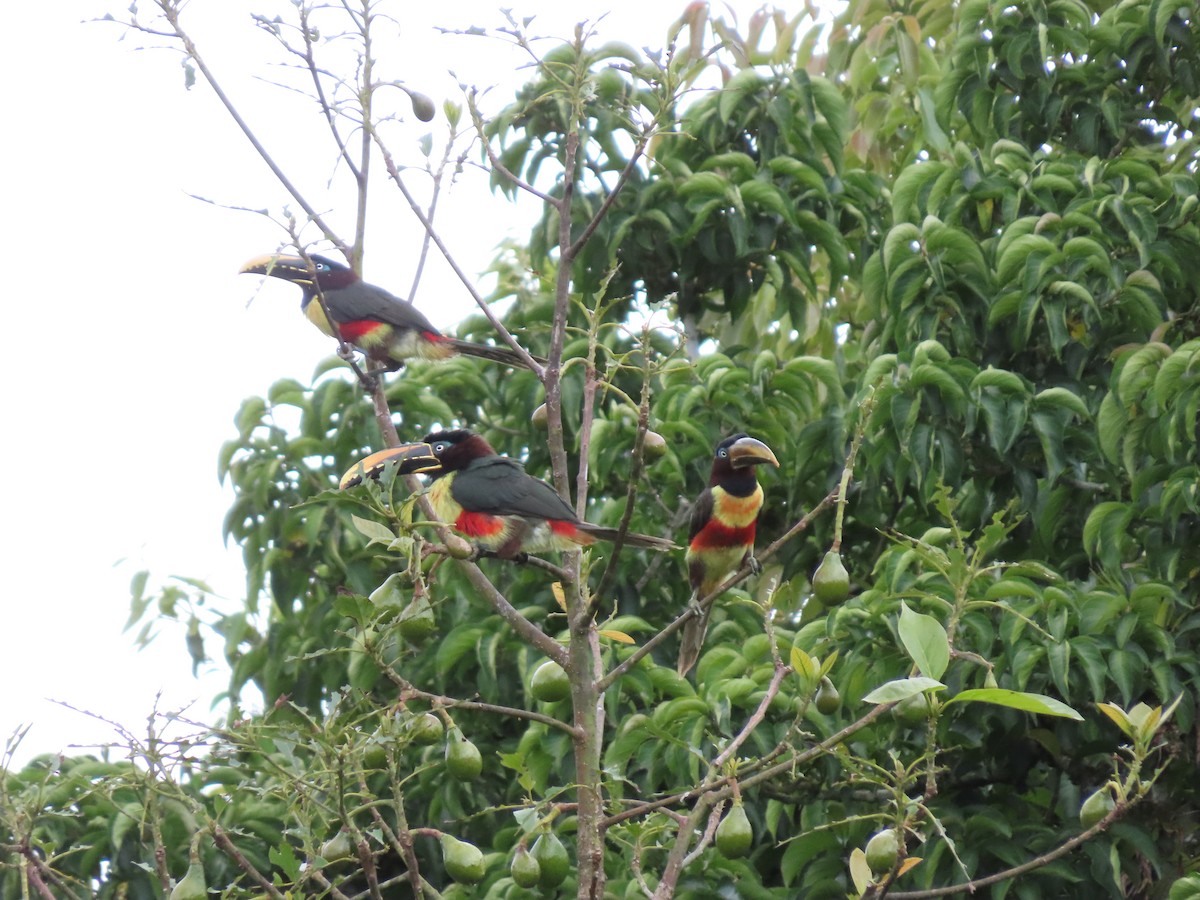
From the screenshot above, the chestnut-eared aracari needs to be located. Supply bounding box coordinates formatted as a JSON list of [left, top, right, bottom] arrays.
[[240, 253, 537, 370], [341, 429, 676, 558], [677, 434, 779, 676]]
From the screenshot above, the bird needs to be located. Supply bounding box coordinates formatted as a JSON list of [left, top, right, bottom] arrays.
[[342, 429, 676, 558], [677, 434, 779, 676], [239, 253, 539, 370]]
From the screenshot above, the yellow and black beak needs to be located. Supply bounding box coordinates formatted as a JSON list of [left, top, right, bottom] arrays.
[[239, 254, 312, 285], [727, 436, 779, 469], [339, 443, 442, 490]]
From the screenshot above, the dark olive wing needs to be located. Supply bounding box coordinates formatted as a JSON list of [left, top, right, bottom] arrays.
[[687, 488, 715, 543], [451, 456, 578, 521], [324, 280, 440, 334]]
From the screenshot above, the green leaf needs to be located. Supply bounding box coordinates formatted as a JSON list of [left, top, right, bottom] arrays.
[[351, 514, 396, 546], [718, 68, 764, 122], [1032, 387, 1090, 419], [947, 689, 1083, 720], [862, 676, 945, 704], [898, 603, 950, 680]]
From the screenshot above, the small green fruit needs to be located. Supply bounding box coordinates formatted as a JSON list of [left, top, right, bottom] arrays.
[[531, 403, 549, 429], [170, 861, 207, 900], [812, 550, 850, 605], [531, 831, 570, 889], [1080, 787, 1115, 829], [510, 846, 542, 888], [865, 828, 900, 874], [409, 91, 436, 122], [643, 430, 667, 460], [407, 712, 444, 745], [320, 830, 353, 862], [814, 676, 841, 714], [368, 573, 407, 611], [530, 660, 570, 703], [715, 802, 753, 858], [892, 693, 930, 727], [397, 591, 437, 641], [446, 729, 483, 781], [440, 834, 486, 883]]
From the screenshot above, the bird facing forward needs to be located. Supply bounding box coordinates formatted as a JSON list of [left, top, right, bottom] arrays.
[[677, 434, 779, 676]]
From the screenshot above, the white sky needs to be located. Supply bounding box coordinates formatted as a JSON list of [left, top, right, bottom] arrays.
[[0, 1, 827, 765]]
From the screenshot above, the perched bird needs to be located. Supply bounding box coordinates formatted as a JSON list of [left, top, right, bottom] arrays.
[[240, 253, 538, 369], [677, 434, 779, 676], [342, 429, 676, 558]]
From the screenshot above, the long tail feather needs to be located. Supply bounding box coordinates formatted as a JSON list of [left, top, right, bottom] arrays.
[[576, 524, 678, 552], [448, 338, 546, 369], [677, 596, 708, 677]]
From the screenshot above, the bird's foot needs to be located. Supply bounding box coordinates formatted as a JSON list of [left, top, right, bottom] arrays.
[[746, 555, 762, 576]]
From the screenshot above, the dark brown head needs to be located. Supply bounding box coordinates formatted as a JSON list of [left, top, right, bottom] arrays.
[[239, 253, 360, 296], [709, 433, 779, 488], [423, 429, 498, 473]]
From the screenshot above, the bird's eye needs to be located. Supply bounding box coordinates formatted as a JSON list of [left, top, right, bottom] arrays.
[[434, 443, 446, 454], [718, 449, 727, 457]]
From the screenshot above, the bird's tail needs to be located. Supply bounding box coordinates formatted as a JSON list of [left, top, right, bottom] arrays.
[[447, 338, 546, 369], [575, 523, 678, 552], [677, 595, 709, 677]]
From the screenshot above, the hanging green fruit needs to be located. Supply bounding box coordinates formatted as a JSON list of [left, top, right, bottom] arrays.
[[530, 660, 571, 702], [531, 831, 570, 888], [715, 802, 753, 858], [440, 834, 486, 883], [446, 728, 483, 780], [812, 549, 850, 605], [865, 828, 900, 874], [510, 845, 542, 888]]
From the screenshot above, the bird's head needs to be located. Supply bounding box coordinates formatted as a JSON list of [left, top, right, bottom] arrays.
[[239, 253, 359, 293], [709, 433, 779, 483], [338, 442, 442, 490], [422, 429, 498, 472]]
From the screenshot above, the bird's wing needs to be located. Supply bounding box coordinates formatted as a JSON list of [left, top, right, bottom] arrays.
[[452, 457, 579, 521], [688, 488, 715, 542], [325, 281, 439, 333]]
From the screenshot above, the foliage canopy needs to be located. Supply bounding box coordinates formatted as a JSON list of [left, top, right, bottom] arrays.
[[4, 0, 1199, 897]]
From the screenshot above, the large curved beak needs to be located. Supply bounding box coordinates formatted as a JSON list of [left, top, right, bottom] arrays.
[[339, 443, 441, 490], [727, 436, 779, 469], [239, 254, 311, 283]]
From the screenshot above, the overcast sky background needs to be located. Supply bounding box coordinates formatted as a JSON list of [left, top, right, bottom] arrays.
[[1, 0, 825, 765]]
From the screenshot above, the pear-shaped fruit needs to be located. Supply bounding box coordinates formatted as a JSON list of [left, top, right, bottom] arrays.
[[407, 712, 444, 746], [531, 403, 549, 429], [865, 828, 900, 874], [441, 834, 485, 883], [812, 550, 850, 604], [510, 845, 542, 888], [531, 831, 570, 888], [170, 861, 207, 900], [715, 802, 753, 858], [892, 692, 930, 727], [1080, 787, 1115, 829], [815, 676, 841, 714], [446, 729, 483, 781], [320, 830, 353, 862], [643, 430, 667, 460], [408, 91, 436, 122], [397, 591, 437, 641], [368, 573, 407, 612], [530, 660, 570, 703]]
